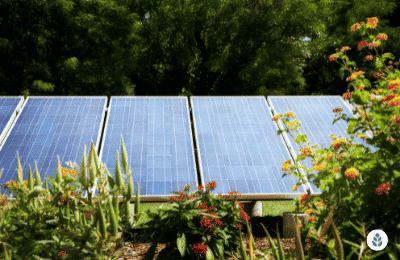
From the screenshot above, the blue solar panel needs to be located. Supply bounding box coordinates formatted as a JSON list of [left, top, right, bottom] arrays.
[[95, 97, 197, 198], [0, 97, 107, 198], [0, 97, 24, 147], [268, 96, 379, 194], [191, 96, 311, 198]]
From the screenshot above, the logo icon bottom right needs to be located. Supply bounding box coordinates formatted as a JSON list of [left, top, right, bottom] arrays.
[[367, 230, 388, 251]]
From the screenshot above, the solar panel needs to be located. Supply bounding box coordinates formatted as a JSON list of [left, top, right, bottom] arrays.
[[95, 97, 198, 198], [191, 96, 311, 200], [0, 96, 24, 147], [0, 96, 107, 198], [267, 96, 380, 194]]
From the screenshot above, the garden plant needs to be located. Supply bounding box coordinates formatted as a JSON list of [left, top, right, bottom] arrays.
[[274, 17, 400, 259], [0, 16, 400, 260]]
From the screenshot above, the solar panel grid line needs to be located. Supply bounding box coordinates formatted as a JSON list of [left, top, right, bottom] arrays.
[[191, 96, 311, 200], [267, 95, 380, 195], [0, 96, 107, 199], [95, 97, 198, 200], [0, 96, 25, 148]]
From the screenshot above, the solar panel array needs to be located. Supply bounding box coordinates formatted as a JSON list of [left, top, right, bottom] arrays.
[[0, 97, 107, 198], [2, 95, 378, 200], [191, 97, 311, 199], [0, 97, 24, 147], [96, 97, 198, 198], [268, 96, 379, 194]]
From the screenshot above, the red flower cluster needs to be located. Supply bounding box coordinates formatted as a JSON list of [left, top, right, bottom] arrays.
[[192, 243, 208, 254], [376, 183, 390, 195], [300, 194, 311, 204], [342, 92, 353, 100]]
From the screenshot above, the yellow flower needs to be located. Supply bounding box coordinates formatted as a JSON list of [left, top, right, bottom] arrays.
[[313, 165, 326, 171], [61, 167, 78, 179], [316, 202, 324, 207], [340, 46, 351, 52], [324, 153, 335, 161], [272, 114, 282, 121], [358, 134, 368, 139], [282, 160, 292, 172], [298, 223, 303, 229], [301, 147, 312, 157], [344, 167, 360, 180], [305, 209, 313, 215], [284, 111, 295, 118], [292, 185, 298, 191], [366, 17, 379, 28], [328, 134, 338, 140], [288, 120, 299, 130]]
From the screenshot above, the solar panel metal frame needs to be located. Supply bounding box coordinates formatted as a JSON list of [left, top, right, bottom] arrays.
[[190, 96, 312, 201], [0, 96, 107, 199], [0, 96, 25, 148], [267, 95, 379, 195], [93, 96, 198, 202]]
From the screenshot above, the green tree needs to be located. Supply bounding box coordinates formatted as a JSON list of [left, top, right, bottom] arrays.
[[0, 0, 142, 99], [296, 0, 399, 95]]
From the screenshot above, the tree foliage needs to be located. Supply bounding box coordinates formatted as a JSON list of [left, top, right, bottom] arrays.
[[0, 0, 399, 98]]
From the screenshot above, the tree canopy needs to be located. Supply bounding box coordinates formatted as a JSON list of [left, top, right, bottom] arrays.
[[0, 0, 399, 98]]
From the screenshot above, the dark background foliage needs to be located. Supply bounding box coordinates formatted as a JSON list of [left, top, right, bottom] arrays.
[[0, 0, 399, 99]]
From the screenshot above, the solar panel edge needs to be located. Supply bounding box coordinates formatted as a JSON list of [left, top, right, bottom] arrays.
[[0, 96, 108, 198], [184, 97, 200, 195], [191, 96, 310, 198], [190, 97, 206, 191], [267, 97, 314, 195], [0, 96, 25, 149], [92, 96, 198, 198]]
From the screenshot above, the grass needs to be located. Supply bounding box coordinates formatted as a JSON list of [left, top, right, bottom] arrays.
[[133, 200, 296, 228]]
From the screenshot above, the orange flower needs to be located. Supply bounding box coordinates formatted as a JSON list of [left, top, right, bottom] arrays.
[[298, 223, 303, 229], [272, 114, 282, 121], [324, 153, 335, 161], [329, 54, 338, 62], [376, 183, 390, 194], [357, 41, 368, 50], [344, 167, 360, 180], [350, 23, 362, 32], [300, 194, 311, 204], [309, 215, 316, 223], [346, 70, 365, 81], [340, 46, 351, 52], [284, 112, 295, 118], [368, 41, 380, 50], [305, 209, 313, 215], [389, 97, 400, 107], [365, 55, 374, 61], [301, 147, 312, 157], [332, 107, 343, 113], [388, 78, 400, 92], [313, 165, 326, 171], [366, 17, 379, 28], [376, 33, 388, 41]]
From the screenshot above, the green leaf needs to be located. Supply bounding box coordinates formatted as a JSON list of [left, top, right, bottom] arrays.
[[375, 57, 384, 69], [177, 232, 186, 257], [295, 134, 307, 143], [205, 247, 215, 260], [347, 119, 358, 133], [214, 240, 225, 260]]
